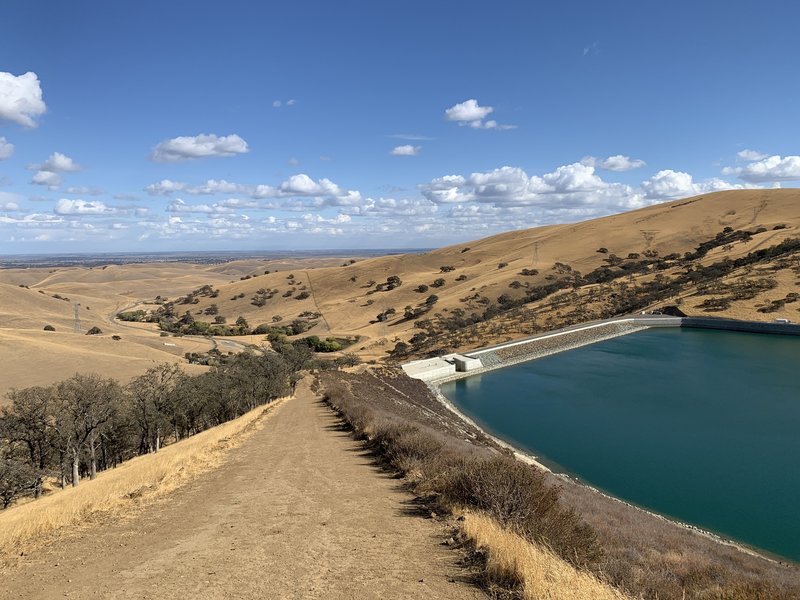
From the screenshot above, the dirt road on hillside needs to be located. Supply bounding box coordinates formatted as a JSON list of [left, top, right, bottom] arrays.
[[1, 382, 483, 599]]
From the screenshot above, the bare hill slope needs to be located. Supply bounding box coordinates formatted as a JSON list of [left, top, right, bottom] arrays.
[[1, 189, 798, 394]]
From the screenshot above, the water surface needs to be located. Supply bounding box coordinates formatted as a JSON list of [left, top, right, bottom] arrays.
[[441, 328, 800, 560]]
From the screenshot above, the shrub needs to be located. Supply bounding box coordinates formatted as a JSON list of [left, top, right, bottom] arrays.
[[435, 456, 601, 567], [86, 326, 102, 335], [415, 284, 429, 293], [498, 262, 508, 269], [295, 291, 311, 300], [43, 324, 55, 331], [455, 274, 468, 282], [431, 278, 445, 288]]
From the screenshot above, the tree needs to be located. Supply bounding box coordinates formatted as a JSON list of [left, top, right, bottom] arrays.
[[2, 386, 54, 496], [128, 364, 182, 453], [0, 448, 38, 508], [53, 374, 120, 485]]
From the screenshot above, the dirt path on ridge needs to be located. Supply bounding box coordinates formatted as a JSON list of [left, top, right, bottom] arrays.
[[1, 381, 483, 599]]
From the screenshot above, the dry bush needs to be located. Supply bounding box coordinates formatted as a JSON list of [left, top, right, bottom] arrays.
[[370, 422, 445, 477], [435, 455, 601, 568], [462, 511, 630, 600]]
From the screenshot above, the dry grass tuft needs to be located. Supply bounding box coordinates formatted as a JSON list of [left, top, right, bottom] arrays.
[[0, 397, 288, 556], [462, 511, 631, 600]]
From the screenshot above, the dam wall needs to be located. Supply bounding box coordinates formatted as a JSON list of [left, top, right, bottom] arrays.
[[403, 314, 798, 383]]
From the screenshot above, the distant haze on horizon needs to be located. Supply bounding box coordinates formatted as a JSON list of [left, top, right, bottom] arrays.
[[1, 1, 799, 254]]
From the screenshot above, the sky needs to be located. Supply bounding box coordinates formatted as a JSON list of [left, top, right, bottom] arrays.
[[1, 1, 799, 254]]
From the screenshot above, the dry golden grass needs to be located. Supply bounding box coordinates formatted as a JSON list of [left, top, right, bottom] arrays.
[[2, 188, 799, 390], [462, 511, 631, 600], [0, 396, 289, 556]]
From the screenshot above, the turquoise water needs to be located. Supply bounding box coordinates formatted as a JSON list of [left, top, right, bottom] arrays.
[[440, 328, 800, 561]]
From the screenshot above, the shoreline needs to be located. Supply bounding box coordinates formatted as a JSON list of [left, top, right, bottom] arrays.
[[423, 323, 791, 566]]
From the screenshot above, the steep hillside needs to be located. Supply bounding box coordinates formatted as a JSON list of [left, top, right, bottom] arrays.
[[160, 190, 799, 358]]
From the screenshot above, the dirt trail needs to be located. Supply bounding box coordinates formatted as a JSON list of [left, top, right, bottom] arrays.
[[1, 382, 483, 599]]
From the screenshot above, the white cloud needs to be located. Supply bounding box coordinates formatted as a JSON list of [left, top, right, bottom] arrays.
[[31, 170, 61, 189], [725, 155, 800, 183], [1, 201, 19, 211], [445, 99, 493, 124], [444, 99, 515, 130], [145, 179, 187, 195], [0, 72, 46, 127], [642, 169, 752, 199], [35, 152, 81, 172], [0, 137, 14, 160], [144, 178, 247, 196], [54, 199, 115, 215], [150, 134, 249, 162], [27, 152, 82, 189], [641, 170, 697, 199], [390, 144, 420, 156], [737, 149, 768, 161], [166, 199, 233, 214], [582, 154, 646, 171], [272, 100, 282, 108], [272, 99, 295, 108], [288, 157, 300, 166]]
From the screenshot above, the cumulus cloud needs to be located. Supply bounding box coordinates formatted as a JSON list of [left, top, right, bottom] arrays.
[[142, 173, 362, 214], [724, 154, 800, 183], [737, 149, 768, 161], [642, 169, 751, 199], [54, 199, 115, 215], [0, 71, 46, 127], [150, 134, 249, 162], [421, 163, 617, 206], [31, 170, 61, 189], [34, 152, 81, 172], [444, 99, 514, 130], [0, 137, 14, 160], [390, 144, 420, 156], [27, 152, 82, 190], [582, 154, 646, 171]]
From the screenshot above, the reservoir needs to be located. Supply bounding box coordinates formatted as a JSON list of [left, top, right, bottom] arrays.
[[440, 328, 800, 561]]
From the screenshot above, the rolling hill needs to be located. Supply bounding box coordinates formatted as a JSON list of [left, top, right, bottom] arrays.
[[1, 189, 798, 397]]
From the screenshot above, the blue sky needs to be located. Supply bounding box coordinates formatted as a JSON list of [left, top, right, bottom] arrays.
[[1, 1, 799, 253]]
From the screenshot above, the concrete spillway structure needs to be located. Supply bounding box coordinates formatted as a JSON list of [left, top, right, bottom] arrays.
[[401, 353, 483, 381]]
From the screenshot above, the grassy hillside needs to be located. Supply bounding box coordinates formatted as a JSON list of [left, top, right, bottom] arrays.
[[1, 189, 798, 396], [161, 189, 800, 358]]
